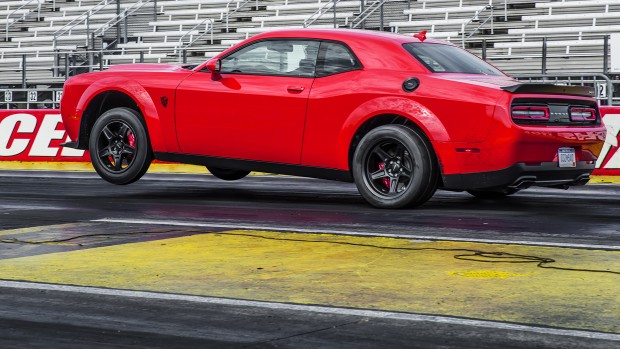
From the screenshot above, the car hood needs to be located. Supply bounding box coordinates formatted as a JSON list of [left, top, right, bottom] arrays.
[[105, 63, 193, 72]]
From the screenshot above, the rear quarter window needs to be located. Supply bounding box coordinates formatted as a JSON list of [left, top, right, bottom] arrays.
[[404, 43, 504, 76]]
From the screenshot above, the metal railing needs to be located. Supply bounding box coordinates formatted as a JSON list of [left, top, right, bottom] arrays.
[[0, 88, 62, 110], [91, 0, 153, 45], [51, 0, 112, 50], [225, 0, 256, 32], [304, 0, 343, 29], [4, 0, 43, 42], [513, 73, 616, 106], [178, 18, 214, 62], [350, 0, 387, 30], [461, 4, 493, 48]]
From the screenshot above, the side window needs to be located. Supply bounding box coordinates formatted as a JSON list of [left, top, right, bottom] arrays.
[[220, 40, 320, 77], [316, 42, 361, 77]]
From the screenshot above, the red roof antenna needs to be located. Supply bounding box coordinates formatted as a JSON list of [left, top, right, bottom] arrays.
[[414, 30, 427, 42]]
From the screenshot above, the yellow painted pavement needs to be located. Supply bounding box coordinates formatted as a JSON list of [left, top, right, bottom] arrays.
[[0, 230, 618, 333], [0, 161, 269, 175]]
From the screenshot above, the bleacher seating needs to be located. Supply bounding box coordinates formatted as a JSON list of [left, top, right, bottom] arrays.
[[0, 0, 617, 101]]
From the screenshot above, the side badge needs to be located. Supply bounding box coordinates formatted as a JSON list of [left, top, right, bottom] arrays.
[[160, 96, 169, 108]]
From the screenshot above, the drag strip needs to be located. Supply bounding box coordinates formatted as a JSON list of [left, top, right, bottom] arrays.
[[0, 170, 619, 348]]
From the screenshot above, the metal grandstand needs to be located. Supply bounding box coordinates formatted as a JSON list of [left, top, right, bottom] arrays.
[[0, 0, 619, 108]]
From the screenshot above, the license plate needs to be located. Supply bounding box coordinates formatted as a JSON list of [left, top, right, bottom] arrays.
[[558, 147, 576, 168]]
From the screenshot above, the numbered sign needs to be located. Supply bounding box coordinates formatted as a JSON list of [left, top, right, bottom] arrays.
[[4, 90, 12, 102], [28, 90, 38, 102], [596, 82, 608, 100], [55, 90, 63, 103]]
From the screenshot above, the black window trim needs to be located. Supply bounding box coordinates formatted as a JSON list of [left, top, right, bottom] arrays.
[[315, 40, 363, 78]]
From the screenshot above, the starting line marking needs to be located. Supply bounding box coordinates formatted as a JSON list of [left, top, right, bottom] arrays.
[[0, 280, 617, 341], [92, 218, 620, 251]]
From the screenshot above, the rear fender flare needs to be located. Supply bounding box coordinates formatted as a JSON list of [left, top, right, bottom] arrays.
[[338, 96, 451, 169]]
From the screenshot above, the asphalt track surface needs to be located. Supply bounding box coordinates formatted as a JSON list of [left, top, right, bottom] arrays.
[[0, 170, 619, 348]]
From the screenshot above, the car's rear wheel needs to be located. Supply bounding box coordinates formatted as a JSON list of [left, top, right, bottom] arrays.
[[467, 188, 520, 199], [353, 125, 438, 209], [89, 107, 152, 185], [206, 166, 250, 181]]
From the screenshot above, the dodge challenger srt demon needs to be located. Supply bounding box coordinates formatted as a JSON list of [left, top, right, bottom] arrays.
[[60, 29, 606, 208]]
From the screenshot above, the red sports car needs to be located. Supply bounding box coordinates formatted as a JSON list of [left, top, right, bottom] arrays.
[[60, 29, 606, 208]]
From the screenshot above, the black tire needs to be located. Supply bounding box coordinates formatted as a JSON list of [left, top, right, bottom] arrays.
[[352, 125, 438, 209], [206, 166, 250, 181], [467, 188, 520, 199], [89, 107, 152, 185]]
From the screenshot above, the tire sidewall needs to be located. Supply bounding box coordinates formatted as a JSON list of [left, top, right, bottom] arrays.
[[353, 125, 435, 209], [89, 108, 152, 185]]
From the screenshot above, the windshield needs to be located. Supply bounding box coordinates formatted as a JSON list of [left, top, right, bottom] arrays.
[[403, 43, 504, 76]]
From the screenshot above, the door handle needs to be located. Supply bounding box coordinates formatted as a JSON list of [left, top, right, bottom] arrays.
[[287, 86, 305, 92]]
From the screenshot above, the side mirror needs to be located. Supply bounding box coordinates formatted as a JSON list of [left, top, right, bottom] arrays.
[[206, 59, 221, 73]]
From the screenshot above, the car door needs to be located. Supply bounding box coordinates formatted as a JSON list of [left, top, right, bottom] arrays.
[[175, 39, 319, 164]]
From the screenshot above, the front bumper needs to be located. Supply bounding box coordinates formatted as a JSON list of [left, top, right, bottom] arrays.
[[442, 161, 594, 190]]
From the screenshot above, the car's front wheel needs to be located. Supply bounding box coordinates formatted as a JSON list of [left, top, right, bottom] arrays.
[[352, 125, 438, 209], [89, 107, 152, 185], [206, 166, 250, 181]]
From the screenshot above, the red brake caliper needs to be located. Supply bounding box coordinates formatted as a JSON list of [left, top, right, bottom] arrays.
[[378, 162, 390, 189], [127, 132, 136, 160], [128, 132, 136, 147]]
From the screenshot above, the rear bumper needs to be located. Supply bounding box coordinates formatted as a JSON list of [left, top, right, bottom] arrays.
[[442, 161, 594, 190]]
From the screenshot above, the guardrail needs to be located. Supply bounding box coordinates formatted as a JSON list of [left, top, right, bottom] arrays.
[[0, 88, 62, 109], [513, 73, 618, 106]]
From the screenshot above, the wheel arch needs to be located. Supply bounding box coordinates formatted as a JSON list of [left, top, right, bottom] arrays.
[[347, 114, 444, 186], [74, 80, 164, 152], [342, 97, 450, 184]]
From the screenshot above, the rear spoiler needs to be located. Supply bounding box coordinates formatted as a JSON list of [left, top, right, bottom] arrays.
[[501, 83, 594, 97]]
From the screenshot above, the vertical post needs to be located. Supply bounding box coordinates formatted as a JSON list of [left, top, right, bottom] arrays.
[[89, 33, 95, 72], [541, 37, 547, 75], [65, 53, 69, 80], [99, 51, 104, 71], [116, 0, 121, 46], [86, 12, 90, 51], [603, 34, 609, 75], [123, 14, 128, 44], [53, 49, 59, 77], [333, 0, 337, 28], [153, 0, 157, 22], [380, 2, 384, 31], [183, 49, 187, 63], [360, 0, 365, 29], [482, 39, 487, 61], [21, 54, 26, 89], [140, 51, 144, 63], [408, 0, 411, 10]]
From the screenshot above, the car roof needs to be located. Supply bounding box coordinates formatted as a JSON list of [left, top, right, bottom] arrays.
[[251, 28, 451, 46]]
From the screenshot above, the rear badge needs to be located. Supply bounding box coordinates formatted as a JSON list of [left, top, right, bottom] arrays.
[[161, 96, 168, 108]]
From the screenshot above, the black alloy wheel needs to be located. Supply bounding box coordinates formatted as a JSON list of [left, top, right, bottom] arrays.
[[206, 166, 251, 181], [89, 107, 152, 185], [353, 125, 438, 208]]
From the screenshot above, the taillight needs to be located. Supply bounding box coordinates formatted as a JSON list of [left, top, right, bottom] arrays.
[[569, 107, 596, 121], [511, 106, 549, 120]]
